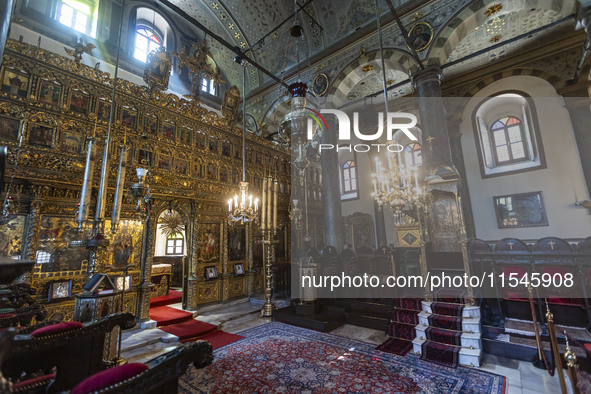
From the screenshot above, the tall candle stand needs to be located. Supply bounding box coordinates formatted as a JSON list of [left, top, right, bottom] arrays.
[[260, 228, 277, 317], [260, 175, 278, 317]]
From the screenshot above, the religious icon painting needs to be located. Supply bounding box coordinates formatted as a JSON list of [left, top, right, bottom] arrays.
[[232, 171, 240, 184], [61, 131, 82, 154], [143, 115, 158, 135], [196, 132, 205, 149], [138, 149, 153, 167], [0, 116, 20, 142], [97, 100, 111, 122], [69, 91, 90, 114], [29, 124, 54, 148], [220, 168, 228, 182], [180, 128, 192, 145], [1, 69, 29, 98], [208, 139, 218, 153], [48, 279, 72, 301], [121, 107, 137, 128], [157, 154, 172, 171], [162, 123, 175, 140], [176, 158, 188, 175], [204, 266, 218, 280], [37, 80, 62, 106], [234, 263, 245, 276], [222, 141, 231, 156], [206, 164, 217, 180]]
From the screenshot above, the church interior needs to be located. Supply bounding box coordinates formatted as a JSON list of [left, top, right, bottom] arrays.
[[1, 0, 591, 392]]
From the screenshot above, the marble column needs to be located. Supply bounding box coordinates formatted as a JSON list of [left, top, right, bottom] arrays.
[[321, 115, 344, 252], [563, 95, 591, 198], [447, 115, 476, 239], [0, 0, 13, 70], [412, 67, 455, 174]]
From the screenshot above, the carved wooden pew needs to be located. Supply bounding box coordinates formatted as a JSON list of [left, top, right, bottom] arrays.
[[68, 340, 213, 394], [3, 312, 136, 392]]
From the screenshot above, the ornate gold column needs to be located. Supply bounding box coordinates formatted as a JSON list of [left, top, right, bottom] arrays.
[[186, 200, 199, 310], [136, 205, 156, 322]]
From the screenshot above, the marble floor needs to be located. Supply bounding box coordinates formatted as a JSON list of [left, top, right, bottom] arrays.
[[121, 300, 574, 393]]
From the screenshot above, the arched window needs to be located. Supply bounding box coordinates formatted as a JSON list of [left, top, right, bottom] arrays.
[[134, 26, 162, 63], [403, 143, 423, 166], [489, 116, 528, 164], [473, 93, 545, 177], [201, 78, 216, 95], [133, 8, 172, 63], [57, 0, 97, 36], [342, 160, 357, 194]]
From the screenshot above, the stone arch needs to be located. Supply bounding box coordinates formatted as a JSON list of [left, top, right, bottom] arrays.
[[448, 67, 566, 116], [325, 48, 415, 108], [428, 0, 576, 67]]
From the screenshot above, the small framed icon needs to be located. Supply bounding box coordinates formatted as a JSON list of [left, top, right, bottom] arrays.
[[48, 279, 72, 301], [204, 266, 218, 281], [234, 263, 245, 277]]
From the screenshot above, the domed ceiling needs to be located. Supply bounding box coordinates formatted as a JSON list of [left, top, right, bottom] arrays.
[[165, 0, 399, 94]]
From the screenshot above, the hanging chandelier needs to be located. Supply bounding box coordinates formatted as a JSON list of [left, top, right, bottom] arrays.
[[228, 56, 258, 225], [371, 147, 422, 225]]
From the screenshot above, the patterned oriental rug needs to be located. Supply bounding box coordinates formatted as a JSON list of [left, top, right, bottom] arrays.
[[179, 322, 506, 393]]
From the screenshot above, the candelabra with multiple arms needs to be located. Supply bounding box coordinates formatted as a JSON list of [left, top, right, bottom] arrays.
[[260, 174, 279, 317], [371, 150, 422, 225], [227, 181, 258, 224]]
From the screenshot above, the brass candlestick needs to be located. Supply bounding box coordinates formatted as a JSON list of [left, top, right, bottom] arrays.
[[260, 228, 277, 317]]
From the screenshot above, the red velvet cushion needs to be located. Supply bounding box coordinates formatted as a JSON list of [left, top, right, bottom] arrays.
[[30, 321, 83, 338], [12, 373, 55, 392], [71, 363, 148, 394], [585, 343, 591, 356], [0, 313, 16, 318]]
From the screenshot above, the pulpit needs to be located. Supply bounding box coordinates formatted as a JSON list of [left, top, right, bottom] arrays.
[[74, 274, 122, 323]]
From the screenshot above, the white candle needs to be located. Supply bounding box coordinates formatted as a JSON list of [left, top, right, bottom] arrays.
[[414, 169, 419, 190], [228, 199, 232, 212], [234, 195, 238, 208], [261, 178, 267, 230], [372, 179, 377, 194], [266, 176, 272, 230], [273, 179, 278, 230], [254, 198, 259, 212]]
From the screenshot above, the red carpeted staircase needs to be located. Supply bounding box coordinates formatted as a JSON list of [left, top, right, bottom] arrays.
[[148, 290, 243, 350], [413, 291, 482, 368], [376, 298, 422, 357]]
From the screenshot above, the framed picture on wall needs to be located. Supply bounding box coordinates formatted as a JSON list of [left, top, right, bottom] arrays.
[[204, 266, 218, 281], [234, 263, 245, 277], [0, 116, 20, 142], [113, 275, 132, 292], [28, 124, 54, 148], [1, 69, 29, 98], [494, 191, 548, 228], [48, 279, 72, 301]]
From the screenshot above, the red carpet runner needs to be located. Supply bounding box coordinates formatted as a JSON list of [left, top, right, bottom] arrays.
[[149, 290, 243, 350], [420, 295, 465, 368], [149, 290, 182, 308], [377, 298, 422, 356], [149, 306, 193, 327]]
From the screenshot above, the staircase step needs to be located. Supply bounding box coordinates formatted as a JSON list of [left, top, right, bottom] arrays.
[[422, 301, 481, 319], [415, 326, 482, 349], [418, 311, 481, 334], [345, 313, 389, 331], [412, 337, 482, 367], [350, 301, 392, 317]]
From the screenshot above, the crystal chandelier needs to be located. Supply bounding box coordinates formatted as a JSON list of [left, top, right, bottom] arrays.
[[228, 56, 258, 225], [371, 150, 422, 225]]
